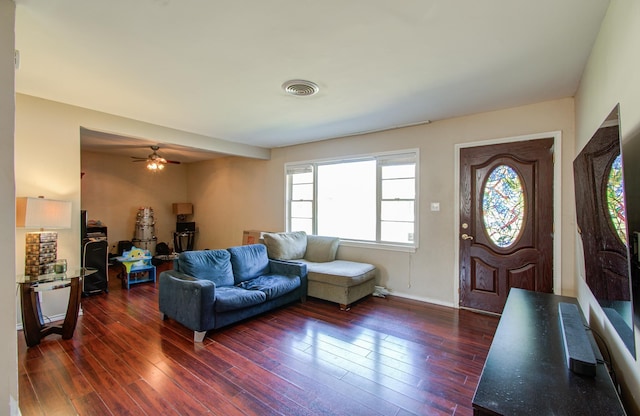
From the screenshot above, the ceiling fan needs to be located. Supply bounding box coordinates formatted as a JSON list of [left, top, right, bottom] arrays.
[[131, 145, 181, 171]]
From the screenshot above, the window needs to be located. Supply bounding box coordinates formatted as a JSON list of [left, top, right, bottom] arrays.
[[482, 164, 525, 248], [286, 150, 418, 248], [606, 154, 627, 244]]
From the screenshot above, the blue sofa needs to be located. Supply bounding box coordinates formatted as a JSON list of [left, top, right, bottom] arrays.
[[159, 244, 307, 342]]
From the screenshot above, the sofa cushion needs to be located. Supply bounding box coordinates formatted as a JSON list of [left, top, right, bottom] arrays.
[[263, 231, 307, 260], [239, 274, 301, 300], [177, 250, 234, 287], [304, 235, 340, 262], [298, 259, 376, 286], [214, 286, 267, 312], [228, 244, 271, 283]]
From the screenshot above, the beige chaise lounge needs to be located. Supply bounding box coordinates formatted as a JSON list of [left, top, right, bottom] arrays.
[[262, 231, 377, 310]]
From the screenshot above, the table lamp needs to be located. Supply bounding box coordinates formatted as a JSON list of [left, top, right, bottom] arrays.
[[172, 202, 193, 222], [16, 196, 72, 276]]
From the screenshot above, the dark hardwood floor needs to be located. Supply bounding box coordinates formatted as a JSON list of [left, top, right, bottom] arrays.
[[18, 269, 499, 416]]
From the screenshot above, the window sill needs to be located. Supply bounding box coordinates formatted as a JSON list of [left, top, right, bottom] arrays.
[[339, 240, 417, 253]]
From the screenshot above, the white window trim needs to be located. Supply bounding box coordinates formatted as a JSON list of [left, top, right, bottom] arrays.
[[285, 148, 420, 252]]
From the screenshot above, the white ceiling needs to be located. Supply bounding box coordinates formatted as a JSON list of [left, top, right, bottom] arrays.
[[15, 0, 610, 161]]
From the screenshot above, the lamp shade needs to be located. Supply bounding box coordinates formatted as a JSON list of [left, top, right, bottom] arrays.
[[172, 203, 193, 215], [16, 197, 72, 229]]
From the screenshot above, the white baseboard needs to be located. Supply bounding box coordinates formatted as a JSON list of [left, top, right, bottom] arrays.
[[383, 291, 455, 308]]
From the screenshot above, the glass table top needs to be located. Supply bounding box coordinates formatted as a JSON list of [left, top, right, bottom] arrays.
[[17, 267, 97, 285]]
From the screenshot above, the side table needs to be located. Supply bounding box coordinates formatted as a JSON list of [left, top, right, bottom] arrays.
[[18, 268, 96, 347], [173, 231, 196, 252], [153, 253, 178, 275]]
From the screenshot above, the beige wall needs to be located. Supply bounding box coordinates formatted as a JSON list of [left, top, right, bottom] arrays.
[[1, 0, 19, 413], [189, 97, 576, 307], [81, 150, 189, 252], [188, 156, 279, 250], [574, 0, 640, 412]]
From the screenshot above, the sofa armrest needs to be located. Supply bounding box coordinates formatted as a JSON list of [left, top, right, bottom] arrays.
[[269, 259, 308, 300], [158, 270, 217, 332], [269, 259, 307, 278]]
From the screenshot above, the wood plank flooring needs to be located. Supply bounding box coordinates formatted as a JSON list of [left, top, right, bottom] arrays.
[[18, 270, 499, 416]]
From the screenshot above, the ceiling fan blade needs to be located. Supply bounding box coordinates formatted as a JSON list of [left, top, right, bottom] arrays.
[[129, 146, 181, 165]]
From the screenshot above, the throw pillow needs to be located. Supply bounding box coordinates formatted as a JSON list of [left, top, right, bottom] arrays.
[[263, 231, 307, 260], [304, 235, 339, 262], [177, 249, 234, 287]]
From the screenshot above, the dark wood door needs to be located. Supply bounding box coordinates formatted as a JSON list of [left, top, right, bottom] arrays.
[[460, 138, 554, 313], [573, 125, 630, 302]]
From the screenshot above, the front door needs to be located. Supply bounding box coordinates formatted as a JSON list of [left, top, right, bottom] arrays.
[[459, 138, 554, 314]]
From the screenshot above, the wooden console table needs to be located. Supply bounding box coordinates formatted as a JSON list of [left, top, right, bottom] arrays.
[[18, 268, 96, 347], [473, 288, 626, 415]]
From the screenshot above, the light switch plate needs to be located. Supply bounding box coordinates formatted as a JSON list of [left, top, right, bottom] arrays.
[[430, 202, 440, 211]]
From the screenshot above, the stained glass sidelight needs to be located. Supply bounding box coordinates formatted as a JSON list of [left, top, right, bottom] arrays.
[[606, 154, 627, 244], [482, 165, 525, 248]]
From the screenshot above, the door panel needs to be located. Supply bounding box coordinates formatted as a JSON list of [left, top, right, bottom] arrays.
[[460, 138, 554, 313]]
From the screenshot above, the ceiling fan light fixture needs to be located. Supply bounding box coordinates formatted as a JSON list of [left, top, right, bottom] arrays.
[[282, 79, 319, 97], [147, 161, 164, 171], [133, 145, 180, 170]]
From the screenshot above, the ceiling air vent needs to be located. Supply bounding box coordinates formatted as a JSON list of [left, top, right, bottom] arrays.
[[282, 79, 319, 97]]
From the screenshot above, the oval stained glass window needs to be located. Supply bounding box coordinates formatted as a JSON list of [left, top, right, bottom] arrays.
[[606, 154, 627, 244], [482, 165, 525, 248]]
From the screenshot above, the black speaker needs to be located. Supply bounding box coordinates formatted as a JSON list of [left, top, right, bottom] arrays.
[[558, 302, 597, 377], [176, 222, 196, 232], [82, 239, 109, 296], [117, 240, 133, 255]]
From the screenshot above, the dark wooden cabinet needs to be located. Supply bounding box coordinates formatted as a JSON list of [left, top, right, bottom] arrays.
[[82, 239, 108, 295], [473, 288, 626, 415]]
